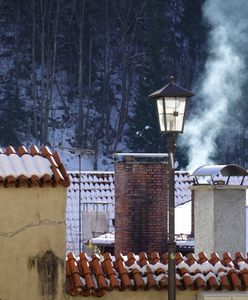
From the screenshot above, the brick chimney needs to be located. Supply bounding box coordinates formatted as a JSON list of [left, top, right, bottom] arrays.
[[114, 154, 168, 255]]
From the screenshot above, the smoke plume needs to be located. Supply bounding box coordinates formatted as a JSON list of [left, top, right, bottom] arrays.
[[181, 0, 248, 172]]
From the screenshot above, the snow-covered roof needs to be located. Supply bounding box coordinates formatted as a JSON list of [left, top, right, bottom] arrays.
[[90, 232, 115, 245], [0, 145, 70, 187], [66, 169, 248, 253], [66, 250, 248, 297], [68, 172, 114, 204], [175, 171, 193, 205], [66, 172, 115, 252]]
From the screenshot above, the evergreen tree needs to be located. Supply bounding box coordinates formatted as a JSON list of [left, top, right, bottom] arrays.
[[127, 0, 207, 168], [0, 73, 28, 147], [126, 1, 169, 153], [127, 0, 189, 156], [0, 0, 211, 168]]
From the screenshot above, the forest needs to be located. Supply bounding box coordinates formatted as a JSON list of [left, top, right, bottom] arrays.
[[0, 0, 247, 170]]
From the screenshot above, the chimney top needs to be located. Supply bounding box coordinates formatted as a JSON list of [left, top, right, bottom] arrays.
[[113, 153, 168, 163]]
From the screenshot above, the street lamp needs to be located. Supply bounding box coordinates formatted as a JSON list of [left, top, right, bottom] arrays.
[[149, 76, 194, 300]]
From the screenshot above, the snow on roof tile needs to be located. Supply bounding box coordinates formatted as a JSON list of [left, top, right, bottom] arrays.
[[66, 172, 115, 252], [0, 145, 70, 187], [67, 169, 248, 252], [68, 171, 192, 208], [66, 250, 248, 297]]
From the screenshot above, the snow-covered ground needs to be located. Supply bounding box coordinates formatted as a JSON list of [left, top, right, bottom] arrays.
[[175, 201, 191, 235], [175, 200, 248, 251], [69, 199, 248, 253], [89, 201, 193, 248]]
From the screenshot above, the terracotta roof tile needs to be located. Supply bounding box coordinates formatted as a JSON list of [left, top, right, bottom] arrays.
[[150, 251, 160, 264], [17, 145, 28, 156], [79, 253, 95, 291], [115, 254, 132, 290], [5, 145, 16, 155], [0, 145, 69, 188], [219, 273, 230, 289], [91, 255, 108, 290], [102, 253, 119, 290], [66, 253, 83, 295], [182, 273, 194, 289], [5, 175, 16, 186], [29, 175, 40, 187], [159, 274, 168, 289], [30, 145, 40, 156], [241, 269, 248, 288], [16, 174, 29, 187], [66, 251, 248, 297], [40, 145, 53, 157]]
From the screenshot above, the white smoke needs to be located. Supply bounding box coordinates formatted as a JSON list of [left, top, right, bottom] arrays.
[[181, 0, 248, 172]]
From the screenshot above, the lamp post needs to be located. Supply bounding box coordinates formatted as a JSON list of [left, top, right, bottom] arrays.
[[149, 76, 194, 300]]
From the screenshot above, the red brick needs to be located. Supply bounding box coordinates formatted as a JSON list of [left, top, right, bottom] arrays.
[[115, 162, 168, 255]]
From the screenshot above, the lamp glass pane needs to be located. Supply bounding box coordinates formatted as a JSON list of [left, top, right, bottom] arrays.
[[157, 98, 164, 114], [164, 97, 186, 132], [156, 98, 166, 132]]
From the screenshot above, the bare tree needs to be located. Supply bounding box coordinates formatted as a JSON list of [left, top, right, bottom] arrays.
[[112, 0, 148, 152], [43, 0, 60, 144], [84, 32, 92, 149], [38, 0, 60, 145], [73, 0, 86, 148], [31, 0, 38, 142]]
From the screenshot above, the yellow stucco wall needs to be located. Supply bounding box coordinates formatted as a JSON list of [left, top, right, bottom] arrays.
[[0, 186, 67, 300], [66, 289, 197, 300]]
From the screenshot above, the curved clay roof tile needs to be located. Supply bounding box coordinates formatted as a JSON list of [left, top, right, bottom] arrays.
[[150, 252, 160, 264], [16, 175, 28, 187], [17, 145, 28, 156], [5, 146, 16, 155], [0, 145, 69, 187], [30, 145, 40, 156], [66, 251, 248, 297], [40, 146, 53, 157], [41, 174, 52, 186], [5, 175, 16, 186], [53, 150, 62, 166]]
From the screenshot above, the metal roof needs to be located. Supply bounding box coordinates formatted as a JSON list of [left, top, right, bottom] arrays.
[[191, 164, 248, 177], [148, 77, 194, 98], [190, 164, 248, 185]]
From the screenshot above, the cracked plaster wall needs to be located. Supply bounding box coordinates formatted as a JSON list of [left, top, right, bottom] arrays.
[[0, 186, 67, 300]]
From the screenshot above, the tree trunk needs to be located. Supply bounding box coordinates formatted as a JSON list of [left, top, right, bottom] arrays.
[[40, 0, 46, 144], [76, 0, 86, 148], [84, 32, 92, 149], [31, 0, 38, 143], [43, 0, 60, 145]]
